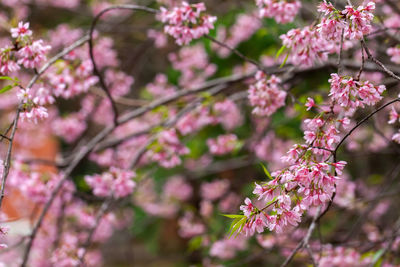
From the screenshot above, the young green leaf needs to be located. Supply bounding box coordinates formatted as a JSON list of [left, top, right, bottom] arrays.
[[260, 163, 273, 180], [229, 217, 246, 237], [222, 214, 246, 219], [275, 45, 286, 59], [0, 76, 15, 81], [0, 84, 15, 94], [279, 53, 289, 68]]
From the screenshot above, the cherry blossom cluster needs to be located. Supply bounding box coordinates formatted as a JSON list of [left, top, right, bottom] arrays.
[[255, 0, 301, 24], [178, 211, 206, 238], [239, 153, 345, 235], [317, 1, 375, 41], [387, 46, 400, 64], [146, 74, 176, 98], [207, 134, 239, 155], [52, 113, 87, 143], [177, 99, 243, 135], [147, 129, 189, 168], [85, 167, 136, 199], [329, 73, 386, 111], [7, 160, 70, 204], [17, 88, 49, 124], [168, 44, 216, 88], [209, 235, 247, 260], [238, 81, 353, 235], [317, 246, 373, 266], [279, 1, 375, 67], [280, 26, 330, 67], [134, 177, 192, 218], [1, 21, 50, 75], [248, 71, 287, 116], [236, 66, 387, 237], [159, 1, 217, 45], [201, 179, 230, 201]]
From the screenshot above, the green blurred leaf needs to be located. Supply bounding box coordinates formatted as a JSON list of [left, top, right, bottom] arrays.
[[260, 163, 273, 180], [0, 84, 15, 94], [229, 217, 246, 237], [275, 45, 286, 59], [371, 249, 385, 267], [188, 236, 203, 252], [279, 53, 289, 68], [0, 76, 15, 81], [222, 214, 246, 219]]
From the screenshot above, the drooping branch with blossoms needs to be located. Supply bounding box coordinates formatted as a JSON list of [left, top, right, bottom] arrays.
[[0, 0, 399, 266]]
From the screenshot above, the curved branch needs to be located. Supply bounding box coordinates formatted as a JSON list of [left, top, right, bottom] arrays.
[[334, 98, 400, 154], [0, 112, 20, 211], [361, 39, 400, 82], [88, 4, 157, 125]]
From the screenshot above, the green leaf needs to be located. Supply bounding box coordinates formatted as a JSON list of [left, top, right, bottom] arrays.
[[227, 217, 241, 234], [222, 214, 246, 219], [229, 217, 246, 237], [0, 76, 19, 82], [279, 53, 289, 68], [371, 249, 385, 267], [275, 45, 286, 59], [0, 84, 15, 94], [260, 163, 273, 180], [188, 236, 203, 252], [0, 76, 14, 81]]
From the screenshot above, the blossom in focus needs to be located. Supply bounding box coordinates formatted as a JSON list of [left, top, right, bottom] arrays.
[[329, 73, 385, 110], [317, 1, 375, 40], [159, 2, 217, 45], [280, 26, 331, 67], [11, 21, 32, 39]]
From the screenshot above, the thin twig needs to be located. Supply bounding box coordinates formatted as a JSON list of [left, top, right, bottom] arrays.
[[334, 98, 400, 154], [0, 112, 20, 211], [205, 34, 264, 71], [88, 5, 157, 125], [361, 39, 400, 82], [78, 200, 112, 265], [280, 207, 321, 267]]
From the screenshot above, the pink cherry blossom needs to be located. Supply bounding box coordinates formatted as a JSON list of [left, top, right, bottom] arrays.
[[10, 21, 32, 39], [159, 2, 217, 45], [148, 129, 189, 168], [248, 71, 286, 116], [240, 197, 255, 218], [280, 26, 331, 67], [201, 179, 230, 201], [85, 168, 136, 199], [17, 39, 51, 69], [387, 46, 400, 64], [256, 0, 301, 24], [207, 134, 238, 155]]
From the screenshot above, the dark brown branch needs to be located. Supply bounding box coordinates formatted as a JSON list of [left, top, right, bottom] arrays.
[[361, 39, 400, 82], [88, 5, 157, 125], [334, 98, 400, 154], [205, 34, 264, 71], [0, 113, 20, 211]]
